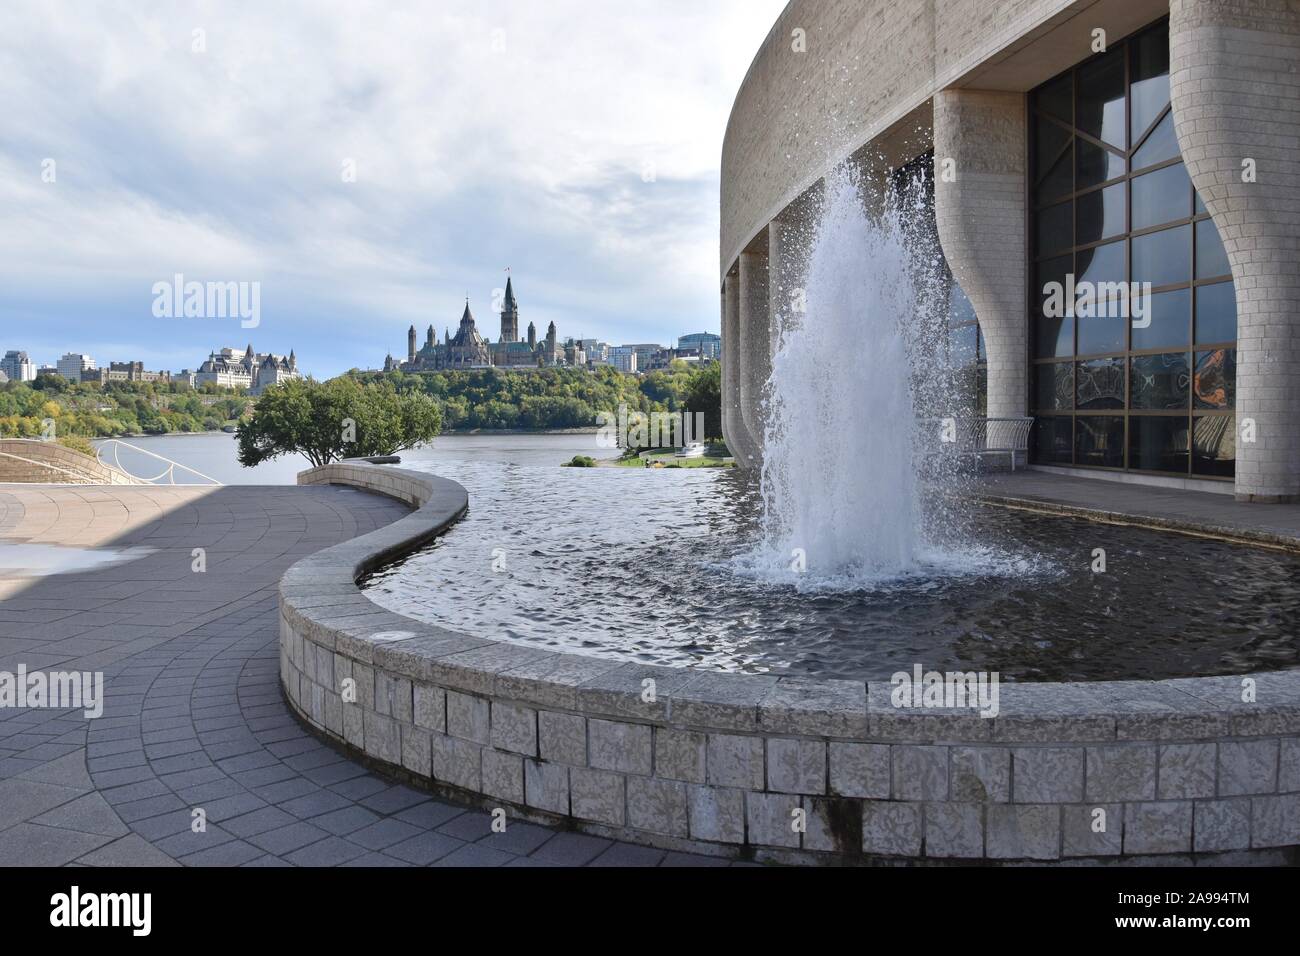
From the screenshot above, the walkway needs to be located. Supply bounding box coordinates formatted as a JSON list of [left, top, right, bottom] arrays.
[[976, 471, 1300, 549], [0, 484, 727, 867]]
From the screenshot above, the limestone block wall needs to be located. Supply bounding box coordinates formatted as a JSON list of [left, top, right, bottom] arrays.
[[0, 439, 137, 484], [1169, 0, 1300, 502], [932, 89, 1029, 421], [279, 461, 1300, 864]]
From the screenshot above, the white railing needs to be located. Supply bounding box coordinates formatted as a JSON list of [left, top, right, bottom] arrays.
[[95, 439, 223, 485]]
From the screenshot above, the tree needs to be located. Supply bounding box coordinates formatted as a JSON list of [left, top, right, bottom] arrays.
[[684, 361, 722, 440], [236, 377, 442, 469]]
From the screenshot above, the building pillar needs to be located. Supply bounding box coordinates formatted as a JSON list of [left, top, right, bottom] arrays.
[[1170, 0, 1300, 502], [737, 248, 770, 467], [721, 268, 756, 464], [932, 89, 1028, 422]]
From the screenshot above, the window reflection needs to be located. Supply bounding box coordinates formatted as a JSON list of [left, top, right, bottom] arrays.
[[1029, 18, 1234, 477]]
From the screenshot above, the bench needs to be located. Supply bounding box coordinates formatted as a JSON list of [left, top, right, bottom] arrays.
[[927, 417, 1034, 471]]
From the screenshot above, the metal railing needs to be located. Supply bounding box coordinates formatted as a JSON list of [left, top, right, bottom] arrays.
[[95, 439, 223, 485], [922, 416, 1035, 471]]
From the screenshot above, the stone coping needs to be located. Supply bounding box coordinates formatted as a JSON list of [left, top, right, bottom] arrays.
[[280, 460, 1300, 863]]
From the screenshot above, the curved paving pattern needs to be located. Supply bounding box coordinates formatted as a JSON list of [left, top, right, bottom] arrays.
[[0, 484, 726, 867]]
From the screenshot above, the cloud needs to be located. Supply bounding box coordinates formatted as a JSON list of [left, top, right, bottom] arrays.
[[0, 0, 786, 375]]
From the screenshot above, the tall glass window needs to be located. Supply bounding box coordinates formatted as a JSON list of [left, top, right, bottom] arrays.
[[1028, 19, 1235, 478]]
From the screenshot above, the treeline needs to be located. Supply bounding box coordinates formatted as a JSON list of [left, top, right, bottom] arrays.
[[349, 361, 721, 437], [0, 376, 249, 438]]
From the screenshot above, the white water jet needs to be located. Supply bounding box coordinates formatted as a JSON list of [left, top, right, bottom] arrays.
[[753, 166, 942, 584]]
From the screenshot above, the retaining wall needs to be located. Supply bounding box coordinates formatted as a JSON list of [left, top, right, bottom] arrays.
[[0, 439, 137, 484], [280, 461, 1300, 863]]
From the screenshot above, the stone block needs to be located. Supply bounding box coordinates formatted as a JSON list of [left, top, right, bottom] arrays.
[[1061, 804, 1121, 857], [490, 702, 538, 756], [627, 777, 689, 837], [892, 745, 948, 801], [588, 719, 653, 775], [342, 702, 364, 748], [400, 724, 431, 777], [828, 742, 890, 799], [986, 804, 1059, 860], [766, 738, 826, 794], [950, 747, 1010, 802], [481, 747, 524, 804], [446, 690, 490, 745], [1219, 740, 1278, 796], [1086, 745, 1157, 802], [745, 791, 800, 848], [432, 734, 482, 792], [706, 733, 764, 789], [1194, 798, 1250, 852], [924, 803, 983, 858], [654, 729, 706, 783], [1251, 793, 1300, 848], [862, 801, 921, 857], [687, 785, 745, 844], [1280, 738, 1300, 792], [523, 759, 569, 815], [362, 710, 400, 764], [1158, 743, 1216, 799], [1124, 802, 1192, 855], [538, 710, 586, 766], [803, 797, 863, 854], [1013, 748, 1083, 802], [413, 684, 445, 733], [570, 767, 626, 827]]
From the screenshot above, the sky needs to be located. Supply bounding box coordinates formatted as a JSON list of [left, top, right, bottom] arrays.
[[0, 0, 787, 378]]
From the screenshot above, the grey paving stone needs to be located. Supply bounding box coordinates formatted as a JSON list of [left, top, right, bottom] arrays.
[[0, 823, 113, 866], [246, 821, 331, 855], [383, 831, 464, 865], [431, 842, 516, 867], [528, 831, 612, 865], [348, 817, 424, 850], [76, 833, 180, 867], [285, 835, 370, 866], [30, 792, 129, 838]]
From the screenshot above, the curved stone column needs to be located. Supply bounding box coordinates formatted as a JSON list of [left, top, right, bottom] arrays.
[[1170, 0, 1300, 503], [932, 89, 1028, 422], [721, 268, 756, 464], [738, 249, 770, 466]]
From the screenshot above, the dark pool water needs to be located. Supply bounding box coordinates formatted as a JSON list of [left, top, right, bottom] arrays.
[[361, 435, 1300, 682]]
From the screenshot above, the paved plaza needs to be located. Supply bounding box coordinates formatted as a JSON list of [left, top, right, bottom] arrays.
[[0, 483, 729, 867]]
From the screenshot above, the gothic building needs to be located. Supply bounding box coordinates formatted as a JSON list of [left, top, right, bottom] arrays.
[[385, 278, 572, 372]]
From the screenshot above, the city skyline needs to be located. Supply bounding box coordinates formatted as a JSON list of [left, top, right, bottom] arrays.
[[0, 1, 785, 379]]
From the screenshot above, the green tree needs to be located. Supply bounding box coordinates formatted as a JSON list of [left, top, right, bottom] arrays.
[[236, 377, 442, 468]]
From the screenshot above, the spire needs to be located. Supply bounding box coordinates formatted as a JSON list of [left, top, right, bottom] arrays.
[[461, 299, 474, 326], [503, 276, 516, 310]]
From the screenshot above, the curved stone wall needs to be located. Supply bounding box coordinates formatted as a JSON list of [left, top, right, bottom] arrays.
[[281, 461, 1300, 863], [1169, 0, 1300, 502], [0, 438, 137, 484]]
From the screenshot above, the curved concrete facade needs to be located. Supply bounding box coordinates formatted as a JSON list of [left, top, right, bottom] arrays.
[[721, 0, 1300, 495], [1169, 0, 1300, 502], [281, 461, 1300, 864]]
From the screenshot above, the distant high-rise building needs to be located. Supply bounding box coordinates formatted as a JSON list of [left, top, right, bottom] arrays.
[[677, 332, 721, 360], [608, 346, 638, 373], [1, 350, 36, 382], [56, 353, 96, 383]]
